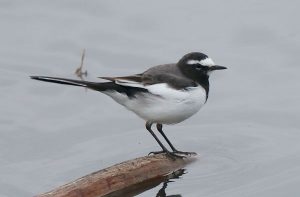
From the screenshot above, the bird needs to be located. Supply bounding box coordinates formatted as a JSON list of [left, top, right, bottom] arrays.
[[31, 52, 226, 158]]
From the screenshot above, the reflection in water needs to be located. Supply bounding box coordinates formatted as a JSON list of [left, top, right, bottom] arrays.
[[156, 181, 182, 196], [104, 169, 185, 197], [155, 169, 184, 197]]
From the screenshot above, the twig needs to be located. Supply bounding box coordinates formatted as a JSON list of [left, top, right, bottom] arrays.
[[75, 49, 88, 79]]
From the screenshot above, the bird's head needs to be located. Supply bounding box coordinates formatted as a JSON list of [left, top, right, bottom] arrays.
[[178, 52, 227, 80]]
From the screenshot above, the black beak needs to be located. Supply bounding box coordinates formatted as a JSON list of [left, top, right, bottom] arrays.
[[210, 65, 227, 71]]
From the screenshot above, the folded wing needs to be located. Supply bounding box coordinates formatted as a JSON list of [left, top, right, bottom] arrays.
[[99, 73, 196, 90]]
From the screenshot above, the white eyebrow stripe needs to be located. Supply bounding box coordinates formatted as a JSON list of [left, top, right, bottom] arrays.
[[187, 60, 202, 65], [187, 57, 215, 67], [200, 58, 215, 67]]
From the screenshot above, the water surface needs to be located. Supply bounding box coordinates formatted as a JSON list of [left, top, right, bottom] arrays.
[[0, 1, 300, 196]]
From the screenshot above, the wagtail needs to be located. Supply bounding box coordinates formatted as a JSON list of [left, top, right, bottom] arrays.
[[31, 52, 226, 158]]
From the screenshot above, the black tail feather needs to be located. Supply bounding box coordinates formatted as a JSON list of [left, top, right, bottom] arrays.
[[30, 76, 90, 87], [30, 76, 110, 92], [30, 76, 149, 98]]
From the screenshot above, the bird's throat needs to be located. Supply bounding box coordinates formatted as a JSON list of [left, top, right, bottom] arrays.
[[196, 76, 209, 101]]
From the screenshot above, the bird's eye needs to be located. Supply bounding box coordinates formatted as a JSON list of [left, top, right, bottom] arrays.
[[196, 65, 203, 70]]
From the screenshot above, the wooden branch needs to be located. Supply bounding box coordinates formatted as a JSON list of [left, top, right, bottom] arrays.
[[36, 153, 197, 197]]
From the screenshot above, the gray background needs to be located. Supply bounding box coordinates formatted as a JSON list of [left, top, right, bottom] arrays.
[[1, 0, 300, 196]]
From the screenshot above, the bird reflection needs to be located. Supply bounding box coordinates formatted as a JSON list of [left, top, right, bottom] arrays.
[[103, 168, 185, 197], [156, 169, 184, 197], [156, 182, 182, 197]]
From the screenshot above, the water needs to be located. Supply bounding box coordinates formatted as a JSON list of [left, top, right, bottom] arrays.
[[0, 0, 300, 196]]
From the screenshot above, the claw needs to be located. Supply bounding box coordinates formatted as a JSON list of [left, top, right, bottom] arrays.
[[166, 152, 186, 160], [148, 150, 186, 160], [148, 150, 195, 159], [173, 151, 196, 156], [148, 150, 165, 155]]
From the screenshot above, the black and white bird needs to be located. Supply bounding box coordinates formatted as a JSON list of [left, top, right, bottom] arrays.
[[31, 52, 226, 158]]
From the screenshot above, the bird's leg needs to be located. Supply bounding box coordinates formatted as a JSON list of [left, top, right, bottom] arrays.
[[146, 122, 184, 159], [156, 124, 177, 151], [156, 124, 196, 156], [146, 122, 169, 154]]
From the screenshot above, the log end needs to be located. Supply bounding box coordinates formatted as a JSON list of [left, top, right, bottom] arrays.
[[37, 153, 198, 197]]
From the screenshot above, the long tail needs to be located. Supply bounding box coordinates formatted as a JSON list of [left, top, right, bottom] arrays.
[[30, 76, 148, 97], [30, 76, 111, 92]]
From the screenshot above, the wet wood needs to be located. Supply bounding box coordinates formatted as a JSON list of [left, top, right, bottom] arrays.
[[36, 153, 197, 197]]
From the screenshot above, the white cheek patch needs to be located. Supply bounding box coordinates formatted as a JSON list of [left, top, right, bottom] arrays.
[[187, 58, 215, 67]]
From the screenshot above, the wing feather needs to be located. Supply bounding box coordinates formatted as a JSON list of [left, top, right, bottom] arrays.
[[99, 74, 145, 88], [99, 64, 196, 90]]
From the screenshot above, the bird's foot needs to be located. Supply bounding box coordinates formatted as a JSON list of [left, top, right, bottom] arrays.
[[148, 150, 186, 159], [148, 150, 165, 155], [172, 150, 197, 156], [166, 151, 186, 160]]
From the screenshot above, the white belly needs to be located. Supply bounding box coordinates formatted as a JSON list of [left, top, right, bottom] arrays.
[[104, 84, 207, 124]]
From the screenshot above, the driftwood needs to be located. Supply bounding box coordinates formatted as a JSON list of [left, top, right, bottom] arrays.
[[36, 153, 197, 197]]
